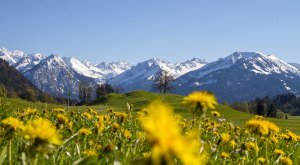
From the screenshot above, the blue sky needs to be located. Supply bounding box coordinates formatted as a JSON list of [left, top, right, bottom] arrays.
[[0, 0, 299, 64]]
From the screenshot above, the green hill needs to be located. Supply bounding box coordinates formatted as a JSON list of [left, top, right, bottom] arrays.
[[89, 91, 300, 134]]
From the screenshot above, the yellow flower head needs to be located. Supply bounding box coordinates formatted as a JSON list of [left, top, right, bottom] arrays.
[[220, 152, 229, 159], [285, 130, 300, 141], [211, 111, 221, 117], [78, 128, 92, 135], [279, 156, 293, 165], [23, 118, 61, 145], [95, 115, 105, 133], [274, 149, 285, 155], [220, 132, 230, 144], [56, 114, 69, 125], [53, 108, 65, 113], [183, 91, 217, 111], [83, 149, 98, 157], [245, 118, 280, 136], [1, 117, 24, 131], [258, 157, 266, 163], [140, 101, 206, 165]]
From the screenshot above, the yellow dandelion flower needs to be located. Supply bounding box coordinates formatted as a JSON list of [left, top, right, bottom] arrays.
[[1, 117, 24, 131], [141, 101, 207, 165], [23, 118, 61, 145], [245, 118, 280, 136], [274, 149, 285, 155], [230, 140, 237, 148], [87, 108, 97, 115], [112, 123, 120, 131], [245, 142, 259, 151], [78, 128, 92, 135], [270, 134, 279, 143], [83, 149, 98, 157], [95, 115, 105, 133], [220, 132, 230, 144], [83, 112, 93, 120], [183, 91, 217, 112], [122, 129, 132, 139], [53, 108, 65, 113], [211, 111, 221, 117], [56, 114, 69, 125], [23, 108, 37, 116], [254, 115, 264, 120], [285, 130, 300, 141], [280, 156, 293, 165], [221, 152, 229, 159], [258, 157, 266, 163]]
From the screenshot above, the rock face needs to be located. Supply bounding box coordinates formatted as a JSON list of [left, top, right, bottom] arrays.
[[174, 52, 300, 102]]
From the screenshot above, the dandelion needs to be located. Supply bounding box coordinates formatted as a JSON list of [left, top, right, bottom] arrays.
[[220, 152, 229, 159], [258, 157, 266, 163], [182, 91, 217, 116], [23, 118, 61, 145], [220, 132, 230, 144], [274, 149, 285, 155], [211, 111, 221, 117], [78, 128, 92, 135], [56, 114, 69, 125], [229, 140, 237, 148], [245, 118, 280, 136], [122, 129, 132, 139], [285, 130, 300, 141], [83, 149, 98, 157], [95, 115, 105, 133], [140, 101, 206, 165], [83, 112, 93, 120], [53, 108, 65, 113], [279, 156, 293, 165], [1, 117, 24, 131]]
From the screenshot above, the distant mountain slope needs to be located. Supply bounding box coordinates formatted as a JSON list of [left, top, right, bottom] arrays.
[[290, 63, 300, 70], [174, 52, 300, 102], [0, 59, 47, 100], [109, 58, 207, 92], [24, 55, 96, 99], [0, 48, 25, 65]]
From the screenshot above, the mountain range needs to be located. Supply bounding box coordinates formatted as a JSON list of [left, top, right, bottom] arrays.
[[1, 47, 300, 102]]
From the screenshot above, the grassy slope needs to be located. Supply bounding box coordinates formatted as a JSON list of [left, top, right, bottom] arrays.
[[5, 91, 300, 134], [89, 91, 300, 134]]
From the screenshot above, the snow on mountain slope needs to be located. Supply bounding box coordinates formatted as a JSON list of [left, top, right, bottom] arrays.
[[0, 48, 26, 65], [109, 58, 207, 92], [24, 55, 95, 99], [290, 63, 300, 70], [14, 53, 46, 73], [63, 57, 132, 83], [174, 52, 300, 102]]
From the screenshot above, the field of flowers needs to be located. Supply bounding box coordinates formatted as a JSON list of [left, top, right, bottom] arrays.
[[0, 91, 300, 164]]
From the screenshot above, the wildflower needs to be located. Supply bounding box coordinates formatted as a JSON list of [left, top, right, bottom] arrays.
[[211, 111, 221, 117], [87, 108, 97, 115], [23, 108, 37, 116], [270, 134, 279, 143], [182, 91, 217, 116], [78, 128, 92, 135], [95, 115, 105, 133], [220, 152, 229, 159], [83, 112, 93, 120], [140, 101, 206, 165], [279, 156, 293, 165], [274, 149, 285, 155], [83, 149, 98, 157], [56, 114, 69, 125], [23, 118, 61, 145], [220, 132, 230, 144], [230, 140, 237, 148], [245, 142, 259, 151], [122, 129, 132, 139], [1, 117, 24, 131], [112, 123, 120, 131], [285, 130, 300, 141], [254, 115, 264, 120], [53, 108, 65, 113], [245, 118, 280, 136], [258, 157, 266, 163]]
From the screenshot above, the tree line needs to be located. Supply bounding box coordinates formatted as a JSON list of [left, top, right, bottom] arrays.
[[230, 93, 300, 119]]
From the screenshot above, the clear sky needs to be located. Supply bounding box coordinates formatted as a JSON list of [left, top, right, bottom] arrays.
[[0, 0, 299, 64]]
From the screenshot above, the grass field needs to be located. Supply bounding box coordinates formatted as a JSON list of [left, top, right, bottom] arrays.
[[5, 90, 300, 134]]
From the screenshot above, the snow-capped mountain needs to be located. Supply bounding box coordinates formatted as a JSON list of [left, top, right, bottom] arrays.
[[0, 48, 26, 65], [174, 52, 300, 102], [14, 53, 46, 73], [109, 58, 207, 92], [290, 63, 300, 70], [24, 55, 95, 99], [63, 57, 133, 83]]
